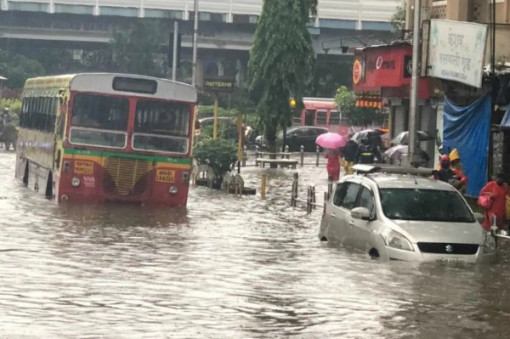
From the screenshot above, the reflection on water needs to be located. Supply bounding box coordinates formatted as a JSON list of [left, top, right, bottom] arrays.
[[1, 151, 510, 338]]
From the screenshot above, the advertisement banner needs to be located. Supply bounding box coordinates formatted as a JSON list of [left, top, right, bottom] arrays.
[[428, 19, 488, 88]]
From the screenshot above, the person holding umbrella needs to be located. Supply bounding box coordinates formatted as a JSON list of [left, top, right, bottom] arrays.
[[316, 132, 346, 181]]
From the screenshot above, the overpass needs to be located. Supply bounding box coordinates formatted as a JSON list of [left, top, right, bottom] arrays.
[[0, 0, 402, 86]]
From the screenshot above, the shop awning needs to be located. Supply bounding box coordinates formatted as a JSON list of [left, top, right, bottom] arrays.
[[502, 106, 510, 129]]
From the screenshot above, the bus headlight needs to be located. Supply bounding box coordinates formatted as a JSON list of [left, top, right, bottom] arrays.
[[169, 186, 178, 195], [381, 229, 414, 252], [71, 177, 81, 187]]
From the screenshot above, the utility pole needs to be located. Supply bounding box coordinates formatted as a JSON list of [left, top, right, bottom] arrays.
[[408, 0, 421, 166], [192, 0, 199, 87], [172, 21, 179, 81]]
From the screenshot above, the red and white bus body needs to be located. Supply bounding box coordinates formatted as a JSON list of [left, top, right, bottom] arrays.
[[294, 97, 352, 136], [16, 73, 197, 207]]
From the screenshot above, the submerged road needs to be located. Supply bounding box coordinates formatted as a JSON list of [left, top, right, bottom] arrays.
[[1, 151, 510, 338]]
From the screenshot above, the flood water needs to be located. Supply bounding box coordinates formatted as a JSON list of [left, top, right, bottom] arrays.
[[1, 150, 510, 338]]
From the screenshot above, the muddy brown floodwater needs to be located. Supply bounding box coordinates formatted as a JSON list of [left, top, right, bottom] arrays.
[[1, 150, 510, 338]]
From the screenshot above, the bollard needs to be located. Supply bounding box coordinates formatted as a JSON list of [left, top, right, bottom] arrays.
[[255, 146, 259, 167], [300, 145, 304, 167], [291, 172, 299, 207], [311, 185, 316, 210], [242, 145, 247, 167], [284, 145, 289, 159], [306, 186, 312, 214], [316, 146, 320, 167], [261, 173, 267, 200]]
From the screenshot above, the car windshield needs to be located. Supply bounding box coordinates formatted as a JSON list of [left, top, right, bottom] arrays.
[[379, 188, 474, 222]]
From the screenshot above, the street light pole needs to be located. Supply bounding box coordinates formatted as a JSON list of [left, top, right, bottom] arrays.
[[408, 0, 421, 166], [192, 0, 199, 87]]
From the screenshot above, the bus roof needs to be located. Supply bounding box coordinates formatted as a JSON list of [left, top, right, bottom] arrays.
[[23, 73, 197, 103], [302, 97, 336, 110]]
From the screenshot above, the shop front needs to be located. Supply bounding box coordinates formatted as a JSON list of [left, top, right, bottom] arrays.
[[353, 42, 439, 166]]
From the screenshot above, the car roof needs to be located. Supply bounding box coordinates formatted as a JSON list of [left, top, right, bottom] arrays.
[[288, 126, 328, 131], [346, 173, 456, 191]]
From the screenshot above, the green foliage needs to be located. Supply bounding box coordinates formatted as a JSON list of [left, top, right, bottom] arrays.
[[0, 98, 21, 114], [193, 138, 238, 183], [0, 49, 45, 88], [334, 86, 382, 127], [390, 6, 406, 34], [83, 20, 165, 77], [248, 0, 317, 152]]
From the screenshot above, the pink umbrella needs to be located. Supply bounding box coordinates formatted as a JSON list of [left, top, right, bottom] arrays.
[[315, 132, 346, 149]]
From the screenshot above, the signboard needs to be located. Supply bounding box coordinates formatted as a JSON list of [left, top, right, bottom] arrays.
[[352, 43, 431, 100], [427, 19, 488, 88], [203, 77, 235, 93]]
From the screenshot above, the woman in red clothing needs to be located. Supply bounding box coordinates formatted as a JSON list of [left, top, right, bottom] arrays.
[[479, 173, 509, 231], [325, 148, 341, 181]]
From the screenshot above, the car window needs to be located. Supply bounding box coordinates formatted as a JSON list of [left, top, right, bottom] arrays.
[[357, 186, 375, 217], [333, 182, 360, 210], [379, 188, 474, 222]]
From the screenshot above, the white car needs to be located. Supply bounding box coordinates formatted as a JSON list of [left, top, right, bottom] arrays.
[[318, 165, 496, 263]]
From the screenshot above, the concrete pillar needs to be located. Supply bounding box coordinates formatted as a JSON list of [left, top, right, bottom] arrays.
[[93, 0, 100, 16], [217, 61, 224, 77], [446, 0, 469, 21], [236, 59, 245, 88]]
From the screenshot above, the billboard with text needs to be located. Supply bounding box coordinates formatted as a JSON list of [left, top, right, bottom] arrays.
[[427, 19, 487, 88]]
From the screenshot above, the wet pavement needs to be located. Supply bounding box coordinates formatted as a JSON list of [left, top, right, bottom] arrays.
[[1, 150, 510, 338]]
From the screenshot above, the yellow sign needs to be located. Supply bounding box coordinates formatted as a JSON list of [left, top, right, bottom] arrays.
[[156, 169, 175, 183], [74, 161, 94, 175]]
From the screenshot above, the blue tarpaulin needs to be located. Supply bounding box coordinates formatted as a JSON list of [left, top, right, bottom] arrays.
[[501, 105, 510, 129], [443, 94, 491, 197]]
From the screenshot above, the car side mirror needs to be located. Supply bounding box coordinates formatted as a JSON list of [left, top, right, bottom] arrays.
[[474, 212, 484, 224], [351, 207, 371, 221]]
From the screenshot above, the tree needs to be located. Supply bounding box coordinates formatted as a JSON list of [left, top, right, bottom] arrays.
[[248, 0, 317, 154], [193, 138, 238, 187], [334, 86, 382, 127], [83, 20, 165, 77], [0, 49, 45, 88], [390, 5, 406, 36]]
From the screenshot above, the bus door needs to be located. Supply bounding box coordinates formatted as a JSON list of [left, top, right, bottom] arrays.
[[304, 110, 315, 126]]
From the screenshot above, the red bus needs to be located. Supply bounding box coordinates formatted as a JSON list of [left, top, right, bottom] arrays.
[[293, 97, 351, 136], [16, 73, 197, 207]]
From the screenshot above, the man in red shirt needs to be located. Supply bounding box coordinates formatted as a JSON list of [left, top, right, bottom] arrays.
[[480, 173, 509, 231]]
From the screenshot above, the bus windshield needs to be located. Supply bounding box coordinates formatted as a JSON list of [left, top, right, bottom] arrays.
[[70, 93, 129, 148], [132, 100, 190, 154]]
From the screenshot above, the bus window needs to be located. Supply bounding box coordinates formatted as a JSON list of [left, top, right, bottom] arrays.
[[133, 100, 191, 154], [72, 94, 129, 130], [316, 110, 328, 125], [329, 110, 340, 125]]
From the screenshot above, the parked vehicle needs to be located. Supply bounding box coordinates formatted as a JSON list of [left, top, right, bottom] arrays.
[[256, 126, 328, 152], [318, 165, 495, 263]]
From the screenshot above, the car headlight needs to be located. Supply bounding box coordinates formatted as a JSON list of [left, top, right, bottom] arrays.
[[381, 229, 414, 252], [483, 231, 496, 253]]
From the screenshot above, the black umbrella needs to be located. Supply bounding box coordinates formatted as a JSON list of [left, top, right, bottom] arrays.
[[351, 128, 386, 144], [391, 130, 435, 145]]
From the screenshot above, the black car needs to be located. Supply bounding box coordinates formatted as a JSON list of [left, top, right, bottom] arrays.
[[278, 126, 328, 152]]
